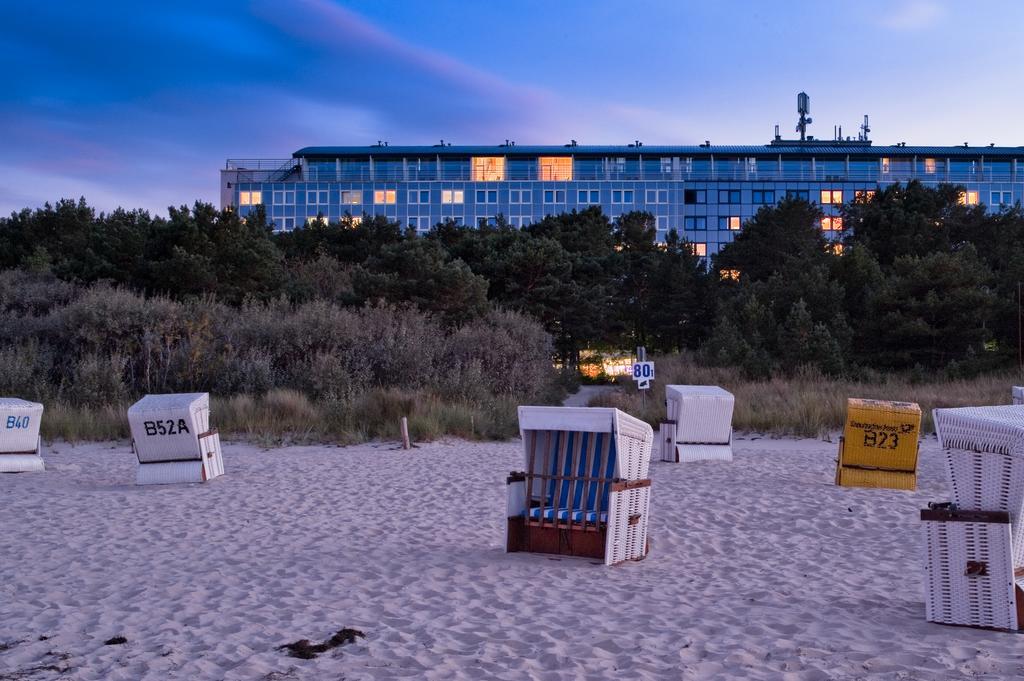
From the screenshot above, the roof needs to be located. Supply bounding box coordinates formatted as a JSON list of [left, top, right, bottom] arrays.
[[294, 144, 1024, 159]]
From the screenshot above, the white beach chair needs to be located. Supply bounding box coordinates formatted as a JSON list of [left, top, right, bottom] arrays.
[[506, 406, 653, 566], [922, 405, 1024, 630], [1013, 386, 1023, 406], [128, 393, 225, 485], [0, 398, 45, 473], [662, 385, 734, 462]]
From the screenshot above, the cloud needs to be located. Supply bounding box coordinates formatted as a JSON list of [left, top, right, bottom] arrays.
[[877, 0, 945, 30]]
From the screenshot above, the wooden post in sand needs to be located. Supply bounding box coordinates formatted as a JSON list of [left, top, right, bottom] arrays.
[[400, 417, 411, 450]]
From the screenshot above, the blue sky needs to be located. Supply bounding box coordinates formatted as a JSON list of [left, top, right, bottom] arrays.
[[1, 0, 1022, 216]]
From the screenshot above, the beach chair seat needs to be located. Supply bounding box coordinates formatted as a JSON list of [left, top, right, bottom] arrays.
[[835, 398, 921, 490], [662, 385, 734, 462], [128, 393, 225, 485], [0, 398, 45, 473], [506, 406, 653, 566]]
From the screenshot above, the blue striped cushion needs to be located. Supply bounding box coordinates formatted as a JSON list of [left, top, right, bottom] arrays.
[[528, 507, 607, 523]]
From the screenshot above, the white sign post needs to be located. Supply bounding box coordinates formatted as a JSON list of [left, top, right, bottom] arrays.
[[632, 361, 655, 390]]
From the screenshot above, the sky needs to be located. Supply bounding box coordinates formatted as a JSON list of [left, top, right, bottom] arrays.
[[1, 0, 1022, 216]]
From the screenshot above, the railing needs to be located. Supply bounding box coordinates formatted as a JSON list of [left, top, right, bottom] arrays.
[[225, 159, 1020, 185]]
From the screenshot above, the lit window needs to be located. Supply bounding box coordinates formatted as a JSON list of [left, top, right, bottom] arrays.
[[881, 158, 890, 174], [239, 191, 251, 206], [820, 190, 843, 204], [442, 190, 465, 204], [958, 191, 979, 206], [720, 269, 740, 281], [470, 157, 506, 181], [350, 216, 362, 227], [374, 190, 396, 204], [538, 157, 573, 181], [831, 243, 844, 255], [691, 243, 707, 257], [308, 215, 327, 227], [719, 216, 740, 230], [341, 190, 361, 204], [821, 217, 843, 231], [854, 190, 876, 203], [924, 158, 936, 174]]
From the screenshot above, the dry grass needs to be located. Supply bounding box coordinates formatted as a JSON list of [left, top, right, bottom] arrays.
[[589, 355, 1021, 437], [39, 389, 524, 445]]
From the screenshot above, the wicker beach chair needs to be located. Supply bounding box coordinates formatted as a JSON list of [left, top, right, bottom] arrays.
[[506, 406, 653, 566], [921, 405, 1024, 630], [1013, 386, 1023, 406], [129, 393, 225, 485], [660, 385, 734, 463], [835, 398, 921, 490], [0, 398, 45, 473]]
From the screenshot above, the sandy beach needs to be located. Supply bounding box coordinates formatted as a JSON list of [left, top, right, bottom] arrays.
[[2, 434, 1022, 680]]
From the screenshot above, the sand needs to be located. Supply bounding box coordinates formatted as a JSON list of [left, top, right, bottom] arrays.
[[1, 435, 1022, 680]]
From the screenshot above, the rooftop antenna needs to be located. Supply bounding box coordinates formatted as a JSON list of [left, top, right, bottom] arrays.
[[774, 124, 781, 141], [859, 115, 871, 142], [796, 92, 812, 142]]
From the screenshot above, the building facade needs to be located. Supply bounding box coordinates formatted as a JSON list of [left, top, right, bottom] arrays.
[[222, 142, 1022, 258]]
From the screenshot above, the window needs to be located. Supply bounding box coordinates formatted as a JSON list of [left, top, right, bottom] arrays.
[[408, 190, 430, 204], [543, 189, 566, 203], [578, 190, 600, 203], [645, 190, 669, 203], [319, 191, 328, 204], [538, 157, 573, 181], [656, 216, 668, 231], [719, 216, 741, 230], [720, 269, 741, 281], [374, 189, 396, 204], [477, 216, 497, 227], [408, 217, 418, 229], [691, 243, 707, 257], [475, 190, 497, 203], [612, 190, 634, 203], [752, 190, 775, 204], [831, 243, 844, 255], [684, 189, 706, 204], [786, 189, 809, 201], [511, 216, 532, 228], [340, 190, 361, 204], [306, 191, 317, 204], [509, 189, 532, 203], [684, 216, 707, 230], [660, 157, 673, 174], [881, 158, 890, 174], [281, 217, 295, 231], [307, 215, 327, 227], [854, 190, 876, 203], [239, 190, 262, 206], [820, 189, 843, 204], [991, 191, 1013, 205], [471, 156, 505, 181], [718, 189, 741, 203], [924, 158, 937, 174], [441, 190, 465, 204], [821, 217, 844, 231], [307, 190, 327, 204], [284, 191, 294, 204], [272, 191, 284, 204], [958, 190, 979, 206]]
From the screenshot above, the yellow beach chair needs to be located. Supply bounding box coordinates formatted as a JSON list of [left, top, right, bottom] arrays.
[[835, 398, 921, 490]]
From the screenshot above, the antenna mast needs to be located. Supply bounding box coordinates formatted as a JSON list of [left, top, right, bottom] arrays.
[[796, 92, 812, 142]]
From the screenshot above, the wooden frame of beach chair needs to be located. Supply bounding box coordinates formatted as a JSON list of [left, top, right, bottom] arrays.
[[662, 385, 734, 462], [922, 406, 1024, 630], [506, 406, 653, 566], [0, 398, 45, 473], [835, 398, 921, 490], [128, 393, 225, 485]]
